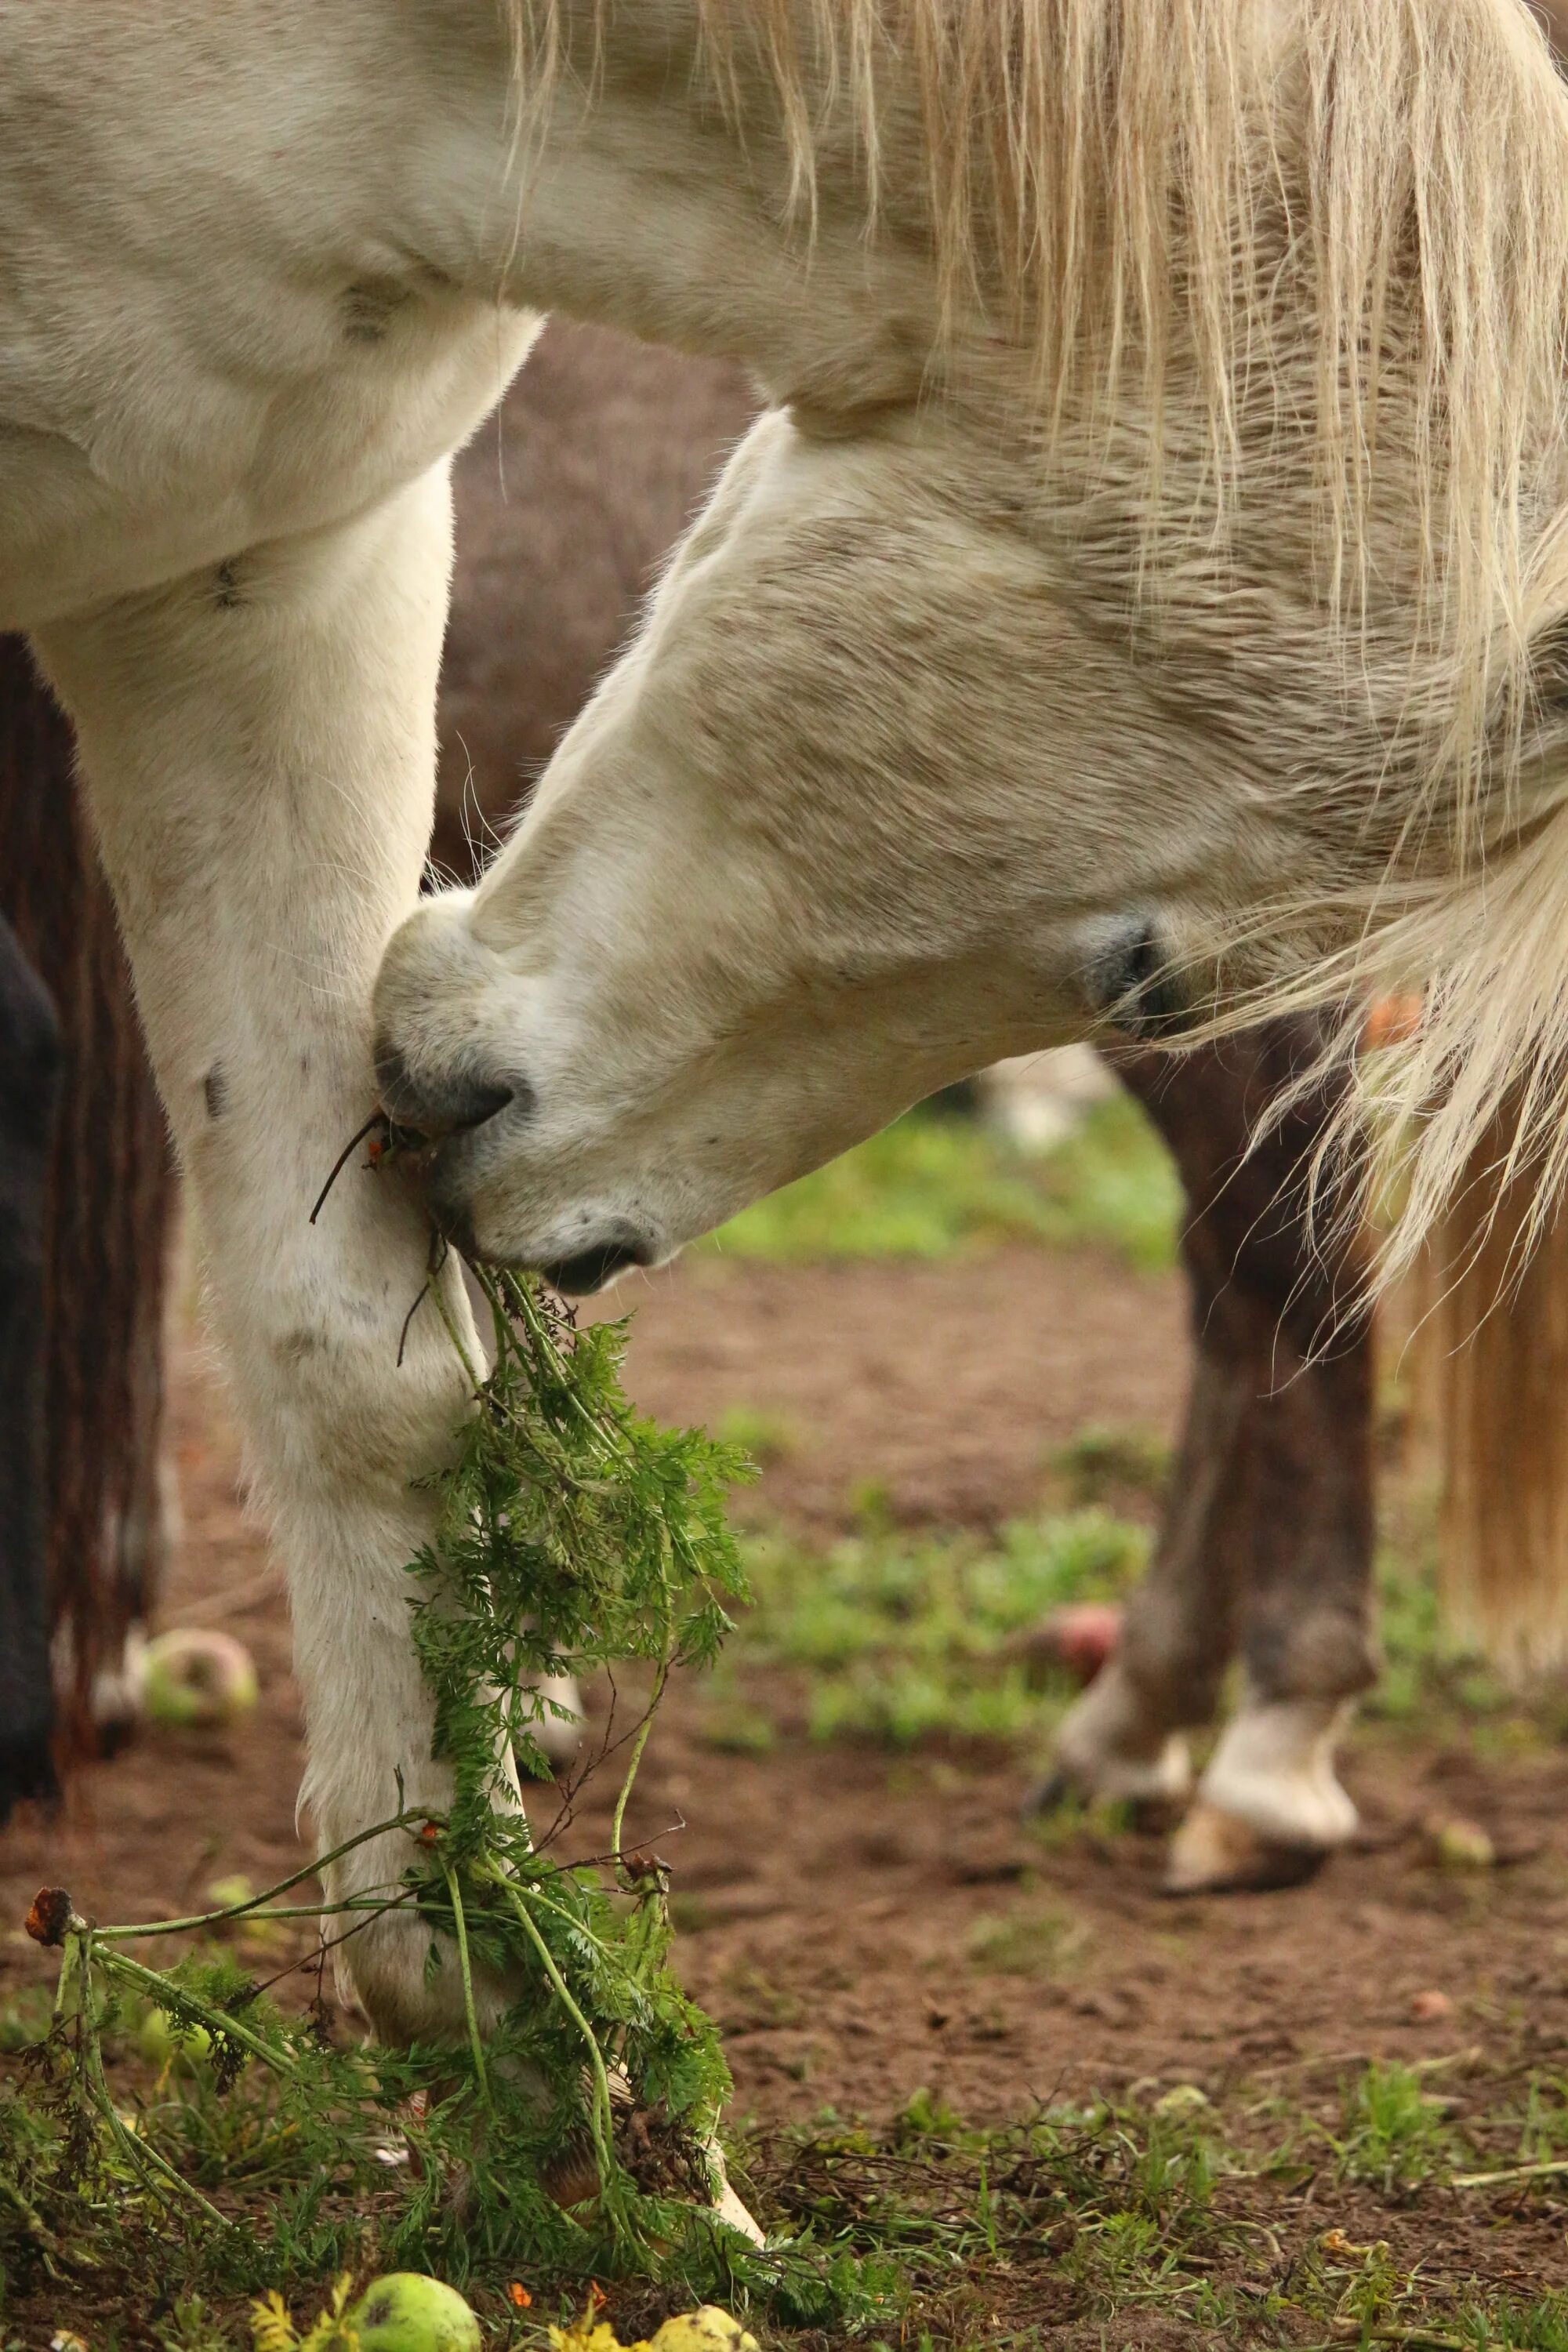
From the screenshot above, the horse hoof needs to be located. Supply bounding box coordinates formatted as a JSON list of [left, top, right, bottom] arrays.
[[1163, 1800, 1331, 1895], [1049, 1663, 1195, 1809]]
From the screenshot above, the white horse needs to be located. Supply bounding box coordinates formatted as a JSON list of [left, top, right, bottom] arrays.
[[12, 0, 1568, 2055]]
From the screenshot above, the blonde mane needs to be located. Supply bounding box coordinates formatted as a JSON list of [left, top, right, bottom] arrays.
[[513, 0, 1568, 1273]]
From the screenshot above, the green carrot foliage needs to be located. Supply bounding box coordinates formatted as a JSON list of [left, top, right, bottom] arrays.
[[0, 1267, 892, 2325]]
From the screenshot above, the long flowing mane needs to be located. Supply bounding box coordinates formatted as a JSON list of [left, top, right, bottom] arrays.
[[515, 0, 1568, 1271]]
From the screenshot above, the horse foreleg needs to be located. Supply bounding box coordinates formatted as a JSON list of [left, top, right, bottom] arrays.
[[31, 472, 495, 2037], [1141, 1019, 1374, 1893], [0, 915, 61, 1816], [1047, 1021, 1376, 1891]]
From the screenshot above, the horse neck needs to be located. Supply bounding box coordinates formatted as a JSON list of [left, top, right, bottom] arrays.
[[436, 0, 946, 413]]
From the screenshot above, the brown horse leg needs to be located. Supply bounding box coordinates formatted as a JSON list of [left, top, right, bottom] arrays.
[[0, 637, 174, 1769], [1047, 1018, 1377, 1887], [1048, 1276, 1254, 1815], [0, 915, 62, 1814]]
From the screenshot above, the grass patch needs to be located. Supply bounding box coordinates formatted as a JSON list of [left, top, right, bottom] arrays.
[[706, 1095, 1181, 1270], [713, 1405, 804, 1466], [1371, 1541, 1523, 1733], [1050, 1423, 1171, 1511], [734, 2067, 1568, 2348], [702, 1508, 1149, 1749], [967, 1900, 1093, 1980], [1334, 2060, 1465, 2192]]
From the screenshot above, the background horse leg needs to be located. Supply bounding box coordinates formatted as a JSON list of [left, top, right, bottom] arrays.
[[1048, 1018, 1377, 1890], [0, 637, 172, 1777], [437, 325, 753, 873], [0, 913, 61, 1813]]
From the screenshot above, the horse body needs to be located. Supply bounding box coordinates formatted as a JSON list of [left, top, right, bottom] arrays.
[[4, 0, 1562, 2045]]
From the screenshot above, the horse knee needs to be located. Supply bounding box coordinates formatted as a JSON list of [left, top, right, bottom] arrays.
[[241, 1287, 471, 1501]]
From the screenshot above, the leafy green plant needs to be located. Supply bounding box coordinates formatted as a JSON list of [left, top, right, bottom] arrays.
[[0, 1269, 895, 2332], [1051, 1424, 1171, 1510], [1334, 2060, 1462, 2191]]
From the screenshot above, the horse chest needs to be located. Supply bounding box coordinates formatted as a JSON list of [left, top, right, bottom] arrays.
[[0, 276, 539, 630]]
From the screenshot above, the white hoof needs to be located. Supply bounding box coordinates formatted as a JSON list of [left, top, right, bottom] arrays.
[[1196, 1696, 1358, 1851], [1164, 1798, 1330, 1895], [1051, 1658, 1193, 1807]]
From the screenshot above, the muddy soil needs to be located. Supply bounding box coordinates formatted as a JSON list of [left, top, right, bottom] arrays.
[[5, 1244, 1568, 2337]]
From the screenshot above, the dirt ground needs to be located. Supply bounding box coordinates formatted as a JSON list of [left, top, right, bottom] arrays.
[[7, 1243, 1568, 2340]]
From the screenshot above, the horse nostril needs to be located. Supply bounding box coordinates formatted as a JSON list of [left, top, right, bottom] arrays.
[[443, 1076, 516, 1134], [372, 1038, 518, 1138], [541, 1239, 652, 1296], [1082, 917, 1193, 1041]]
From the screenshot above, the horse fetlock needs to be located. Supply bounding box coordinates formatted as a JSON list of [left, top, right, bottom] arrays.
[[1048, 1659, 1194, 1807], [318, 1821, 506, 2047], [1194, 1695, 1359, 1852]]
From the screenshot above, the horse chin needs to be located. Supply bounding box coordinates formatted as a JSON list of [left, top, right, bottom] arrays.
[[426, 1158, 670, 1294]]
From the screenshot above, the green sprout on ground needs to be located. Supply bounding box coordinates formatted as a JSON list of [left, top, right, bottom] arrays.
[[705, 1508, 1149, 1749]]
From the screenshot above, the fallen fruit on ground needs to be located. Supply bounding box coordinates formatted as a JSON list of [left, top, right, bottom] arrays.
[[1013, 1602, 1122, 1687], [549, 2309, 760, 2352], [1426, 1814, 1495, 1871], [349, 2274, 482, 2352], [140, 1627, 260, 1727], [136, 2005, 212, 2072], [650, 2311, 761, 2352]]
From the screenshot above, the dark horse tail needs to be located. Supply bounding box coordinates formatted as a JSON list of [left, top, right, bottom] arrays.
[[0, 638, 172, 1815]]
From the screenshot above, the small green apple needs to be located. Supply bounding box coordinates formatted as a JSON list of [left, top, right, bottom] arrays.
[[349, 2274, 482, 2352]]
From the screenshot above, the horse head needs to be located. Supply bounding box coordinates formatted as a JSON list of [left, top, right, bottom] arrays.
[[372, 401, 1331, 1285]]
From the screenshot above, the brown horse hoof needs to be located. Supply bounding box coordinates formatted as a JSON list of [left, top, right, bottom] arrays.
[[1163, 1800, 1332, 1895]]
